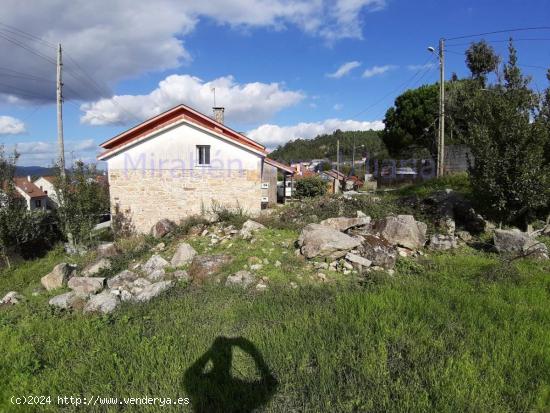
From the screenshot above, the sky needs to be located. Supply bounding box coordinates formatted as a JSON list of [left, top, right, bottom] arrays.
[[0, 0, 549, 167]]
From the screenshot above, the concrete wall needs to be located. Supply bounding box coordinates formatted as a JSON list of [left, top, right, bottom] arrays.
[[444, 145, 472, 174], [106, 122, 263, 233]]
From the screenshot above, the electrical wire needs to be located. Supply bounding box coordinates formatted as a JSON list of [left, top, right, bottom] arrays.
[[445, 26, 550, 41]]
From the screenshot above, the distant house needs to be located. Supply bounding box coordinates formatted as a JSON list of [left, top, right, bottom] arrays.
[[97, 104, 293, 233], [33, 176, 59, 208], [321, 170, 363, 193], [13, 177, 47, 210]]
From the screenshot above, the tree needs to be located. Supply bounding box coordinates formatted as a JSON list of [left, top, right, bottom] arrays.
[[465, 40, 500, 85], [295, 176, 327, 198]]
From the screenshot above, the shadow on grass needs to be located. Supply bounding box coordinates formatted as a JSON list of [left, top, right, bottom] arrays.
[[184, 336, 278, 413]]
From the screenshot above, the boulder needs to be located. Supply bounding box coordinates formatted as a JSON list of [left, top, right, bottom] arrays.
[[494, 229, 548, 259], [171, 242, 197, 267], [96, 242, 118, 258], [225, 270, 256, 288], [83, 291, 120, 314], [49, 291, 87, 310], [142, 254, 169, 274], [147, 268, 166, 282], [82, 258, 111, 277], [189, 254, 233, 282], [151, 219, 175, 238], [358, 235, 398, 269], [1, 291, 23, 305], [373, 215, 427, 250], [239, 220, 266, 239], [456, 230, 473, 242], [298, 224, 362, 259], [68, 277, 105, 295], [345, 253, 372, 269], [133, 277, 152, 288], [41, 263, 76, 291], [173, 270, 191, 282], [319, 216, 371, 232], [134, 281, 174, 302], [107, 270, 139, 289], [428, 234, 459, 251]]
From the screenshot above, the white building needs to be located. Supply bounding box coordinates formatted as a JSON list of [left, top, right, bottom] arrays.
[[13, 177, 47, 210]]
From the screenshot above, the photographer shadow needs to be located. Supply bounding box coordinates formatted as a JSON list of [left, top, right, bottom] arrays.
[[184, 336, 278, 413]]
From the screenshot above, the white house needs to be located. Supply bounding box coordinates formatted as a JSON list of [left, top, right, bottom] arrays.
[[13, 177, 47, 210], [33, 176, 59, 208]]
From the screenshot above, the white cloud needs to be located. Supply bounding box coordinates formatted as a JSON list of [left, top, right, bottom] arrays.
[[0, 116, 26, 135], [0, 0, 387, 103], [327, 61, 361, 78], [362, 65, 397, 78], [80, 74, 304, 126], [247, 118, 384, 147], [407, 63, 436, 71]]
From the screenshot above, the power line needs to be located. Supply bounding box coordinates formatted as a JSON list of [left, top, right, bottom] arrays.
[[446, 37, 550, 47], [0, 22, 55, 48], [0, 31, 56, 65], [445, 26, 550, 41]]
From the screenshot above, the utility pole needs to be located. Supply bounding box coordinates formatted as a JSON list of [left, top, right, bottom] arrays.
[[437, 37, 445, 178], [336, 139, 340, 174], [56, 43, 66, 178]]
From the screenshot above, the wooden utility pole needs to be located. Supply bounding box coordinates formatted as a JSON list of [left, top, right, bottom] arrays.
[[56, 43, 66, 178], [336, 139, 340, 174], [437, 37, 445, 177]]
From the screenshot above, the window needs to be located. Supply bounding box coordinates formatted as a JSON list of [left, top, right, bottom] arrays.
[[196, 145, 210, 165], [35, 200, 41, 208]]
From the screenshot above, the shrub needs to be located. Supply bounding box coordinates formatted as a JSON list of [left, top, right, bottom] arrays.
[[210, 201, 249, 229], [295, 176, 328, 198]]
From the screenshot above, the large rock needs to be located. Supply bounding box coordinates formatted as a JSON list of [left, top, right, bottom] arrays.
[[298, 224, 362, 259], [49, 291, 87, 310], [1, 291, 23, 305], [107, 270, 139, 289], [83, 291, 120, 314], [239, 220, 266, 239], [67, 277, 105, 295], [358, 235, 398, 269], [373, 215, 427, 250], [171, 242, 197, 267], [345, 253, 372, 269], [319, 216, 371, 232], [142, 254, 169, 274], [134, 281, 173, 302], [96, 242, 118, 258], [494, 229, 548, 259], [189, 254, 232, 282], [41, 263, 76, 291], [225, 270, 256, 288], [81, 258, 111, 277], [428, 234, 459, 251], [151, 219, 175, 238]]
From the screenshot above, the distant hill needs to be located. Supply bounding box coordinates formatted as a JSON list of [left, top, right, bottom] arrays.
[[268, 129, 388, 163], [15, 166, 58, 178]]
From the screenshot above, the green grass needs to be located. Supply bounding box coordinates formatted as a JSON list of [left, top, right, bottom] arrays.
[[394, 172, 471, 198], [1, 231, 549, 412]]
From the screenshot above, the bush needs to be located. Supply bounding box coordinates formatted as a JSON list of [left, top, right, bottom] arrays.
[[210, 201, 249, 229], [295, 176, 328, 198]]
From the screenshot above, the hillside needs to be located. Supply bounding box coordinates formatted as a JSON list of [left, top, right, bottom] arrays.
[[268, 129, 387, 163]]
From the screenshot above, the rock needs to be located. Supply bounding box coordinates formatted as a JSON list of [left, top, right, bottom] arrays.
[[171, 242, 197, 267], [83, 291, 120, 314], [250, 264, 263, 271], [107, 270, 138, 289], [68, 277, 105, 295], [147, 268, 166, 282], [290, 281, 298, 289], [345, 253, 372, 269], [173, 270, 191, 282], [319, 216, 371, 232], [274, 260, 281, 267], [134, 281, 173, 302], [373, 215, 427, 250], [133, 277, 152, 288], [456, 230, 472, 242], [142, 254, 169, 274], [96, 242, 118, 258], [494, 229, 548, 259], [357, 210, 367, 218], [314, 262, 329, 270], [152, 242, 166, 252], [41, 263, 76, 291], [188, 254, 233, 282], [342, 261, 353, 270], [150, 219, 175, 238], [358, 235, 398, 269], [226, 270, 256, 288], [239, 220, 266, 239], [298, 224, 362, 259], [255, 282, 268, 291], [82, 258, 111, 277], [428, 234, 459, 251], [49, 292, 87, 310], [1, 291, 23, 305]]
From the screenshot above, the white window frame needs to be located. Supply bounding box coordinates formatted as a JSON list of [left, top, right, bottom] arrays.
[[196, 145, 211, 167]]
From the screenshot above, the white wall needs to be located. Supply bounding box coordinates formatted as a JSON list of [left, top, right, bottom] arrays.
[[34, 177, 58, 207]]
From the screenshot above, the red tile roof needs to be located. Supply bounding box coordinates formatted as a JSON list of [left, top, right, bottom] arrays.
[[14, 178, 47, 198]]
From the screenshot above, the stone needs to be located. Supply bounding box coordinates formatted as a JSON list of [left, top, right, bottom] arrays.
[[239, 220, 266, 239], [357, 210, 367, 218], [298, 224, 362, 259], [274, 260, 282, 267], [152, 242, 166, 252], [107, 270, 139, 289], [1, 291, 23, 305], [49, 292, 87, 310], [373, 215, 427, 250], [171, 242, 197, 267], [41, 263, 76, 291], [319, 216, 371, 232], [345, 253, 372, 268], [133, 277, 152, 288], [82, 258, 111, 277], [68, 277, 105, 295], [494, 229, 548, 259], [225, 270, 256, 288], [173, 270, 191, 282], [142, 254, 169, 274], [188, 254, 233, 282], [250, 264, 263, 271], [147, 268, 166, 282], [150, 219, 175, 238], [456, 230, 472, 242], [358, 235, 398, 269], [314, 262, 329, 270], [429, 234, 459, 251], [290, 281, 298, 289], [96, 242, 118, 258], [134, 281, 174, 302], [255, 282, 268, 291], [83, 291, 120, 314]]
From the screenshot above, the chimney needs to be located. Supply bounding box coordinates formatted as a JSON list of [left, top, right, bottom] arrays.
[[213, 107, 225, 124], [27, 175, 31, 182]]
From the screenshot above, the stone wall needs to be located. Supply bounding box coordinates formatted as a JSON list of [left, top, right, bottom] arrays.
[[109, 168, 262, 233]]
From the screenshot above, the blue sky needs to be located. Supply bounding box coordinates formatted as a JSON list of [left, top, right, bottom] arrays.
[[0, 0, 549, 166]]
